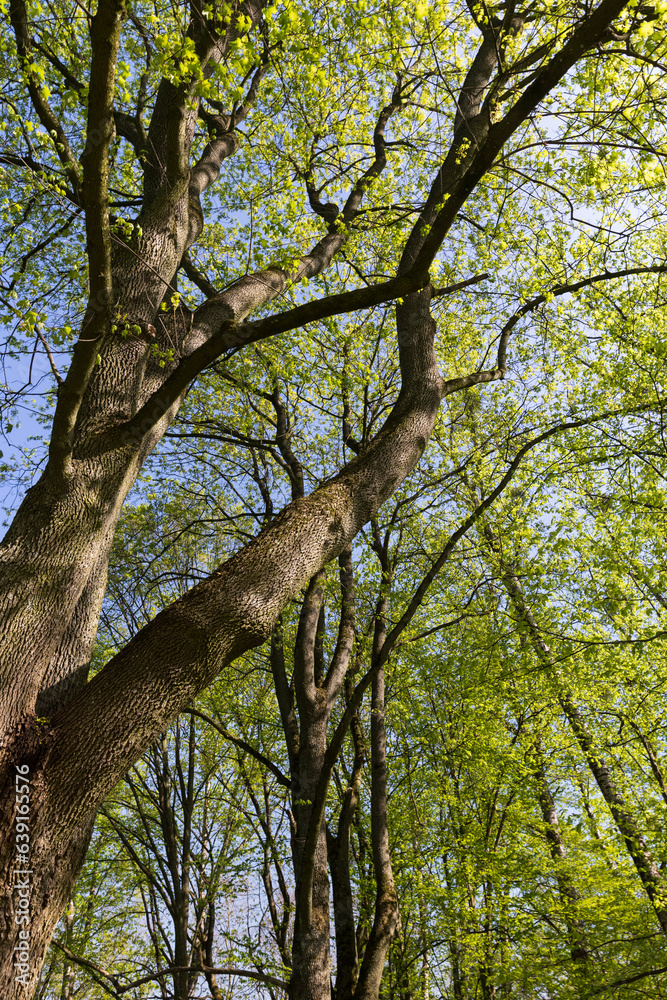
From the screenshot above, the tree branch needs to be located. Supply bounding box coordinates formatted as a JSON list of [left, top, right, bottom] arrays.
[[46, 0, 126, 478], [9, 0, 84, 202], [180, 252, 220, 298], [185, 707, 290, 787], [588, 964, 667, 995], [119, 84, 411, 443], [442, 263, 667, 397], [53, 942, 289, 994], [410, 0, 631, 278]]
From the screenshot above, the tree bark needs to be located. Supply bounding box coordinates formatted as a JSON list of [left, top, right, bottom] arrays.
[[353, 658, 400, 1000], [290, 701, 332, 1000], [288, 573, 335, 1000]]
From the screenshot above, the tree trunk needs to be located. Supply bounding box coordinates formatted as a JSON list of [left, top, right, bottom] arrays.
[[328, 710, 365, 1000], [532, 741, 588, 963], [0, 287, 443, 1000], [290, 719, 332, 1000], [290, 575, 332, 1000], [500, 562, 667, 936], [354, 588, 400, 1000]]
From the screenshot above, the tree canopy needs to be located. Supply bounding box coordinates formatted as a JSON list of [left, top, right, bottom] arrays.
[[3, 0, 667, 997]]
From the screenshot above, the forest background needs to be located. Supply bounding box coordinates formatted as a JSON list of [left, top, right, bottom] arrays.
[[3, 0, 667, 998]]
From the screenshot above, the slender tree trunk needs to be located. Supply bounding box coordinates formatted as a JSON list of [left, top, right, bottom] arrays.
[[577, 778, 617, 871], [284, 569, 337, 1000], [499, 560, 667, 936], [59, 901, 75, 1000], [631, 725, 667, 809], [328, 711, 365, 1000], [354, 591, 401, 1000], [532, 741, 588, 962]]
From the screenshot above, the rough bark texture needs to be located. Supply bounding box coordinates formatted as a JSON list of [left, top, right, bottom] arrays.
[[290, 706, 332, 1000]]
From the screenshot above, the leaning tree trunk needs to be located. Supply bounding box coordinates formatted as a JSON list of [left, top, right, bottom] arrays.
[[498, 558, 667, 937], [0, 20, 414, 992], [0, 287, 445, 999]]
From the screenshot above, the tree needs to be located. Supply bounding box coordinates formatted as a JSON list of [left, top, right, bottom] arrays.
[[1, 0, 666, 996]]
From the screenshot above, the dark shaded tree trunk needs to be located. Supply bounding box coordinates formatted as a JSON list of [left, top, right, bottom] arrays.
[[290, 707, 333, 1000], [328, 710, 365, 1000], [354, 553, 401, 1000], [532, 741, 588, 963]]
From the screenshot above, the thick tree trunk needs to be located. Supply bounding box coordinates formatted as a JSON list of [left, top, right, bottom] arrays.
[[0, 153, 432, 1000], [0, 288, 443, 1000], [0, 0, 343, 743], [0, 775, 95, 1000], [290, 718, 332, 1000]]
